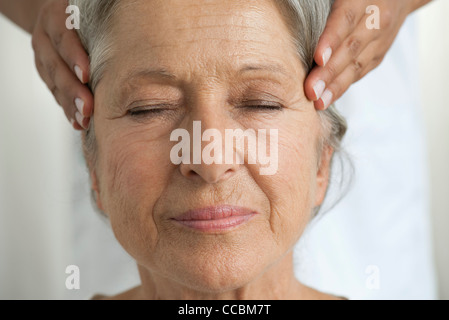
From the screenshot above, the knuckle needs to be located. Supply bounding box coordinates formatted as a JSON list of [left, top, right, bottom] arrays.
[[372, 54, 385, 69], [352, 59, 363, 76], [335, 33, 345, 48], [346, 37, 362, 57], [325, 62, 338, 80], [50, 85, 57, 97], [344, 8, 357, 28], [50, 85, 61, 104], [376, 53, 385, 63], [352, 59, 363, 72], [52, 31, 64, 50], [34, 56, 44, 75], [31, 33, 39, 52], [46, 60, 57, 82]]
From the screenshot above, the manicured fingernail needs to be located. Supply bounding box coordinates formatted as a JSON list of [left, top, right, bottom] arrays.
[[320, 89, 333, 109], [74, 65, 84, 83], [70, 118, 75, 128], [75, 111, 86, 129], [322, 47, 332, 66], [313, 80, 326, 100], [75, 97, 85, 115]]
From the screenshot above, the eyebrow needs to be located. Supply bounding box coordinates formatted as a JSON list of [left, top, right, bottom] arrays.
[[238, 63, 290, 77], [123, 68, 178, 82], [122, 62, 290, 83]]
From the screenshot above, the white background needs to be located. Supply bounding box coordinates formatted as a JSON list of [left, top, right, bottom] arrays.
[[0, 1, 448, 299], [418, 0, 449, 300]]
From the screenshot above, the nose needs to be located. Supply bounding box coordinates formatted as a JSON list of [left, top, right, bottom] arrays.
[[178, 116, 242, 184], [180, 161, 239, 184]]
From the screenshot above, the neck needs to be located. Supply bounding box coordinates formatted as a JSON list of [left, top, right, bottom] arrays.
[[133, 251, 308, 300]]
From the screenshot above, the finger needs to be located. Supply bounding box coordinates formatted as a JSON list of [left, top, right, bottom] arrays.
[[314, 0, 366, 67], [314, 41, 383, 109], [49, 28, 90, 84], [40, 0, 90, 84], [44, 15, 90, 84], [34, 31, 93, 129], [32, 29, 55, 91], [36, 52, 84, 131], [35, 56, 84, 130], [305, 18, 374, 101]]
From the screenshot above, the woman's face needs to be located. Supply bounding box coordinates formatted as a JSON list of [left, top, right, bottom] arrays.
[[92, 0, 332, 291]]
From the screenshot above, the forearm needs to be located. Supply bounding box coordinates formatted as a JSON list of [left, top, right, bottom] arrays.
[[0, 0, 48, 33]]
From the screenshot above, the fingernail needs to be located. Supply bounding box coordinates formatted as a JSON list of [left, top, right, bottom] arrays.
[[322, 47, 332, 66], [313, 80, 326, 100], [74, 65, 84, 83], [320, 89, 333, 109], [75, 111, 86, 129], [75, 97, 85, 115], [70, 118, 75, 128]]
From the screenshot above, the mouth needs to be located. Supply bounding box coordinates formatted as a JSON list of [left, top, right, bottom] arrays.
[[171, 205, 258, 232]]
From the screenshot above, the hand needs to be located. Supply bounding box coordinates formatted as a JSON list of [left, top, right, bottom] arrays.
[[31, 0, 92, 129], [305, 0, 431, 110]]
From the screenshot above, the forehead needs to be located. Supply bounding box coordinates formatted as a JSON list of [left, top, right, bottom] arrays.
[[108, 0, 302, 79]]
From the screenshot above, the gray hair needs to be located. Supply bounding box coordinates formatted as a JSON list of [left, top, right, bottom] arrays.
[[71, 0, 349, 216]]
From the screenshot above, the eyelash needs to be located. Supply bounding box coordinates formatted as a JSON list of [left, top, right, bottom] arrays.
[[241, 104, 283, 111], [128, 105, 171, 117], [128, 102, 283, 118]]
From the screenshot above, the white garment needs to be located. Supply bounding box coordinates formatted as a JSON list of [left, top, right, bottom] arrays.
[[294, 16, 437, 299]]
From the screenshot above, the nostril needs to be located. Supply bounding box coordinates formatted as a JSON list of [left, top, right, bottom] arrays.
[[179, 161, 239, 184], [191, 170, 200, 178], [185, 169, 200, 179], [222, 168, 235, 180]]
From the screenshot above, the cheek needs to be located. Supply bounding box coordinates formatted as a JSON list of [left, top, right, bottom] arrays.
[[102, 141, 168, 206], [253, 115, 319, 244], [96, 130, 173, 259], [96, 119, 173, 210]]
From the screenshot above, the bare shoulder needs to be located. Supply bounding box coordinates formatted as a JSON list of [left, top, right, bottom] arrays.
[[301, 285, 348, 300], [91, 286, 144, 300]]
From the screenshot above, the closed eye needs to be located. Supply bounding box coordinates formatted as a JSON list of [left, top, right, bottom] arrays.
[[239, 101, 283, 111], [128, 105, 172, 118], [243, 105, 282, 111]]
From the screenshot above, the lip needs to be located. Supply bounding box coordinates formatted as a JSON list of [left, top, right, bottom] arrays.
[[172, 205, 258, 232]]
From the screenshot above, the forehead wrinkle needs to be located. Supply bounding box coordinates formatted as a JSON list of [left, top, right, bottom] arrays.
[[118, 0, 289, 47], [152, 25, 282, 47], [111, 0, 298, 66], [145, 38, 278, 52], [172, 13, 250, 31], [164, 0, 269, 25]]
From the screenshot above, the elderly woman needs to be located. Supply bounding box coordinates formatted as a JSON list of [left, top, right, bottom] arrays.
[[71, 0, 347, 300]]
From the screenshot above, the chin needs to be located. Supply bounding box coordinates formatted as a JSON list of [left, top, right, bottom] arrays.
[[160, 246, 271, 293]]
